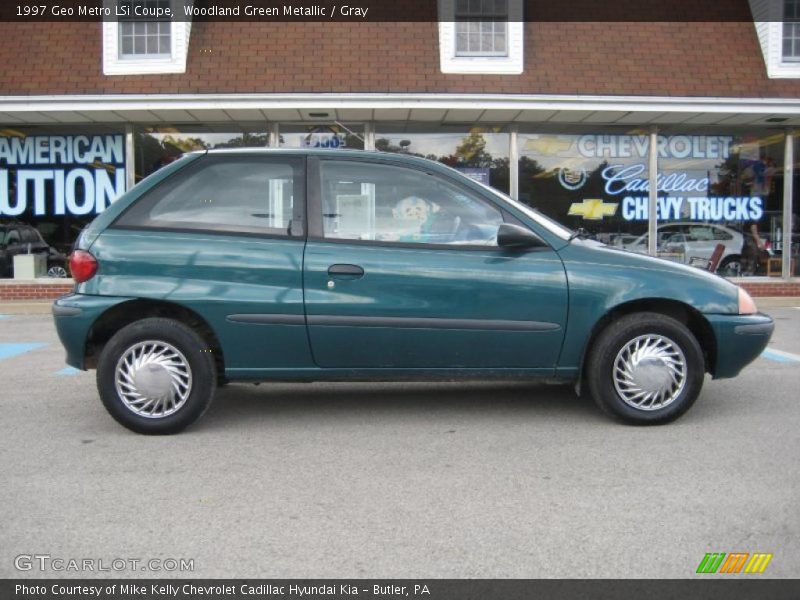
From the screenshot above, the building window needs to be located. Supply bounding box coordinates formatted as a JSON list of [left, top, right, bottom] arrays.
[[517, 130, 786, 278], [455, 0, 508, 57], [375, 126, 510, 194], [119, 2, 171, 58], [438, 0, 523, 74], [102, 0, 191, 75], [750, 0, 800, 77], [784, 0, 800, 61]]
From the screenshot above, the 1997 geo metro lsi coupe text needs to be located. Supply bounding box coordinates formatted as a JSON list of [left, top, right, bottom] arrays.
[[52, 149, 774, 434]]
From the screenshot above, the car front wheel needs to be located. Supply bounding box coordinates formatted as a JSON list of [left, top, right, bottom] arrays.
[[586, 312, 705, 424], [96, 318, 216, 434], [717, 255, 742, 277]]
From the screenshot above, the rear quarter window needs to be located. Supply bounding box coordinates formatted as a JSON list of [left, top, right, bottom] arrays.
[[115, 155, 303, 236]]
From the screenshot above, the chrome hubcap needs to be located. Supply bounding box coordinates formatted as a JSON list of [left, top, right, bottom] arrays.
[[114, 341, 192, 418], [613, 334, 686, 411]]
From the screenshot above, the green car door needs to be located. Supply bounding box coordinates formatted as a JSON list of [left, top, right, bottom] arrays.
[[88, 153, 313, 374], [303, 157, 568, 370]]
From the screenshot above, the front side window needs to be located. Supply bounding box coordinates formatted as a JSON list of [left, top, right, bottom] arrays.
[[320, 161, 504, 246], [455, 0, 508, 56], [116, 156, 301, 236]]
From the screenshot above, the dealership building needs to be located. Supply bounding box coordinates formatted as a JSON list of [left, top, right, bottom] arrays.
[[1, 0, 799, 298]]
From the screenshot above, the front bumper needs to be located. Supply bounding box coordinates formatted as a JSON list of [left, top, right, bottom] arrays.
[[705, 312, 774, 379], [52, 293, 134, 369]]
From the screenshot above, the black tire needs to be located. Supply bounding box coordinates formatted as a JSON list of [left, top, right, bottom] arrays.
[[716, 255, 742, 277], [586, 312, 705, 425], [96, 318, 217, 434]]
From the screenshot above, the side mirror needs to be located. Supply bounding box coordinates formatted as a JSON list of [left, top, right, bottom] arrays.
[[497, 223, 547, 249]]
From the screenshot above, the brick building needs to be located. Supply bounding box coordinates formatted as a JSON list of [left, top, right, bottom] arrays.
[[0, 0, 798, 298]]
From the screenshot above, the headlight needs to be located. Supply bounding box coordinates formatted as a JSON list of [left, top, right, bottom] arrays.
[[738, 287, 757, 315]]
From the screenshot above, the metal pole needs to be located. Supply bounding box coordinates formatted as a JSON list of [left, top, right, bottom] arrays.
[[124, 124, 135, 191], [509, 125, 519, 200], [364, 122, 375, 151], [268, 122, 280, 148], [647, 126, 659, 256], [782, 130, 794, 279]]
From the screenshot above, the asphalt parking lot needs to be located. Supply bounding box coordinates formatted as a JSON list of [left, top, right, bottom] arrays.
[[0, 307, 798, 579]]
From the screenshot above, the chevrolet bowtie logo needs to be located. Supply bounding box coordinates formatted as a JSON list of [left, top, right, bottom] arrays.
[[568, 199, 619, 220], [523, 136, 573, 155]]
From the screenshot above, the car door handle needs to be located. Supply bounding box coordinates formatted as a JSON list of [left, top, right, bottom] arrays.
[[327, 264, 365, 278]]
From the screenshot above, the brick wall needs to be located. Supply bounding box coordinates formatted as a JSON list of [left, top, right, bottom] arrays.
[[739, 281, 800, 298], [0, 282, 74, 301], [2, 19, 800, 98]]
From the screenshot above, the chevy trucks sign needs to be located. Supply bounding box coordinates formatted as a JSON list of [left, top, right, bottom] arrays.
[[0, 134, 126, 217], [524, 134, 768, 222]]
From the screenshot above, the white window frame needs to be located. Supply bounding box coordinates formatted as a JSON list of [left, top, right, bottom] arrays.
[[102, 1, 191, 75], [750, 0, 800, 78], [438, 0, 524, 74]]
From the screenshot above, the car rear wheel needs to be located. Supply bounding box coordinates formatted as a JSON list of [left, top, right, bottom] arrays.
[[47, 264, 68, 278], [96, 318, 216, 434], [586, 312, 705, 424]]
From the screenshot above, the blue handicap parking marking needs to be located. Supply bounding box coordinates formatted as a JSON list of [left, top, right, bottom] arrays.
[[0, 343, 48, 362], [761, 348, 800, 364], [56, 366, 82, 376], [0, 314, 10, 320]]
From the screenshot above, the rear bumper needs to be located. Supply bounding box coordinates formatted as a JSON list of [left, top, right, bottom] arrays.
[[52, 293, 133, 369], [706, 312, 774, 379]]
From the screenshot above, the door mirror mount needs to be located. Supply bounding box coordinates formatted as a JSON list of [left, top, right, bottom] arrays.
[[497, 223, 547, 249]]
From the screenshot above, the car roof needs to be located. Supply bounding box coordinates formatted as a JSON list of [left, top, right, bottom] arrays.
[[193, 147, 444, 168]]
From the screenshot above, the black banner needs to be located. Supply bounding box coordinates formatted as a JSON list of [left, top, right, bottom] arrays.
[[3, 580, 800, 600], [0, 0, 759, 23]]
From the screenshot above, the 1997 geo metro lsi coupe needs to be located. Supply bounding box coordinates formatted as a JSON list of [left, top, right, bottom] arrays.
[[52, 149, 774, 434]]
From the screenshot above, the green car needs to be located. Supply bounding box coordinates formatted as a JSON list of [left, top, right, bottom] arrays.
[[52, 149, 773, 434]]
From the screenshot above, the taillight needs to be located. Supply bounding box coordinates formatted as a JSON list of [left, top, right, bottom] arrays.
[[69, 250, 98, 283]]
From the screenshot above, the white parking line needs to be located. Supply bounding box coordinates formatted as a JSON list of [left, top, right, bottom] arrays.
[[761, 348, 800, 364]]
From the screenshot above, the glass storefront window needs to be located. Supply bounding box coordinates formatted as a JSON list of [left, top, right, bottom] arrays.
[[279, 123, 365, 151], [657, 131, 784, 276], [518, 131, 649, 246], [1, 125, 126, 259], [375, 125, 510, 194], [135, 127, 269, 181], [518, 129, 793, 278]]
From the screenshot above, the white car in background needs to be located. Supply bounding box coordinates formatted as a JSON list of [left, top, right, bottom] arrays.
[[624, 222, 744, 275]]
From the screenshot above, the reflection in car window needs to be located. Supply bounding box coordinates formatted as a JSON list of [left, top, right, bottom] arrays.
[[117, 157, 298, 235], [687, 226, 714, 242], [713, 227, 733, 240], [320, 161, 503, 246]]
